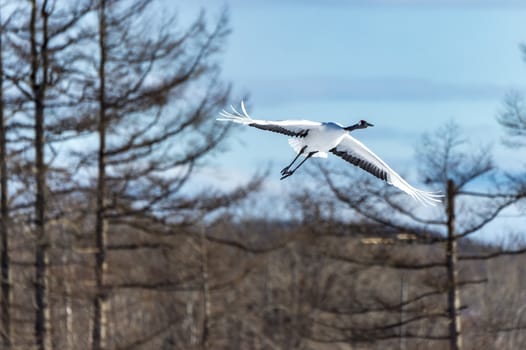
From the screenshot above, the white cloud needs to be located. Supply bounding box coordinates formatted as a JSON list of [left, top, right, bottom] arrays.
[[227, 0, 526, 9], [238, 76, 518, 105]]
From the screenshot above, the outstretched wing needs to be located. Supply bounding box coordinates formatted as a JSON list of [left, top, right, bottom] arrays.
[[330, 134, 443, 206], [217, 101, 321, 138]]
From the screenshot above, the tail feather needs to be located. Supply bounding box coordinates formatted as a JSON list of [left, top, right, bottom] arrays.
[[217, 100, 253, 124]]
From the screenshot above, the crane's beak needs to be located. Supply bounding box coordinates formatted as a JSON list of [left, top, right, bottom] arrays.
[[366, 122, 374, 127]]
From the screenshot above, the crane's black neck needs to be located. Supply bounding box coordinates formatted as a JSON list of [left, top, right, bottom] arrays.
[[344, 120, 374, 131], [344, 123, 365, 131]]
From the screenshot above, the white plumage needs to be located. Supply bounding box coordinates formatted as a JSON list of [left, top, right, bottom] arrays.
[[218, 101, 443, 206]]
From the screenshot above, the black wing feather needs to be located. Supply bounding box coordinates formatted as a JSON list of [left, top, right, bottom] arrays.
[[249, 123, 309, 138], [330, 148, 389, 181]]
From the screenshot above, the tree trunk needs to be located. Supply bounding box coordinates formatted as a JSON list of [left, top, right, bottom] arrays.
[[200, 219, 210, 350], [30, 1, 51, 349], [93, 1, 108, 348], [399, 273, 406, 350], [0, 8, 11, 347], [446, 179, 462, 350]]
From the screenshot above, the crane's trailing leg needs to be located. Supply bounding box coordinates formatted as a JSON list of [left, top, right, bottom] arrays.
[[280, 145, 307, 176], [280, 151, 317, 180]]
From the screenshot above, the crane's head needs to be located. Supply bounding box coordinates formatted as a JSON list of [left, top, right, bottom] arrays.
[[344, 120, 374, 132]]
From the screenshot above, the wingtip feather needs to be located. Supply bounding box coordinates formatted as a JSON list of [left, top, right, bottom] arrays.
[[414, 190, 445, 207]]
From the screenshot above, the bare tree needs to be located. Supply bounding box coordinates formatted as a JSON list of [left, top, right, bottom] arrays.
[[67, 1, 264, 348], [498, 91, 526, 199], [28, 2, 51, 348], [315, 121, 525, 349], [0, 5, 10, 347], [3, 1, 95, 348], [498, 91, 526, 149], [0, 0, 265, 349], [92, 1, 108, 347]]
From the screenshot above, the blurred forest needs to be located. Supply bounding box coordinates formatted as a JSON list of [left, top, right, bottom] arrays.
[[1, 1, 526, 350]]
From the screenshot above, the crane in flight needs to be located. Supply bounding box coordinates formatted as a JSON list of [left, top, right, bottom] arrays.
[[218, 101, 443, 206]]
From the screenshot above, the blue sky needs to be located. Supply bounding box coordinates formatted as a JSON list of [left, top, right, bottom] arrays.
[[190, 1, 526, 172], [178, 1, 526, 238]]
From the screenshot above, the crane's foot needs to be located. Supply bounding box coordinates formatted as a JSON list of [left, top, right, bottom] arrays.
[[280, 170, 294, 180], [280, 166, 290, 175]]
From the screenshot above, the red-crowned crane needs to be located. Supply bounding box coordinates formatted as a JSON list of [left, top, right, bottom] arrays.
[[218, 101, 443, 206]]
